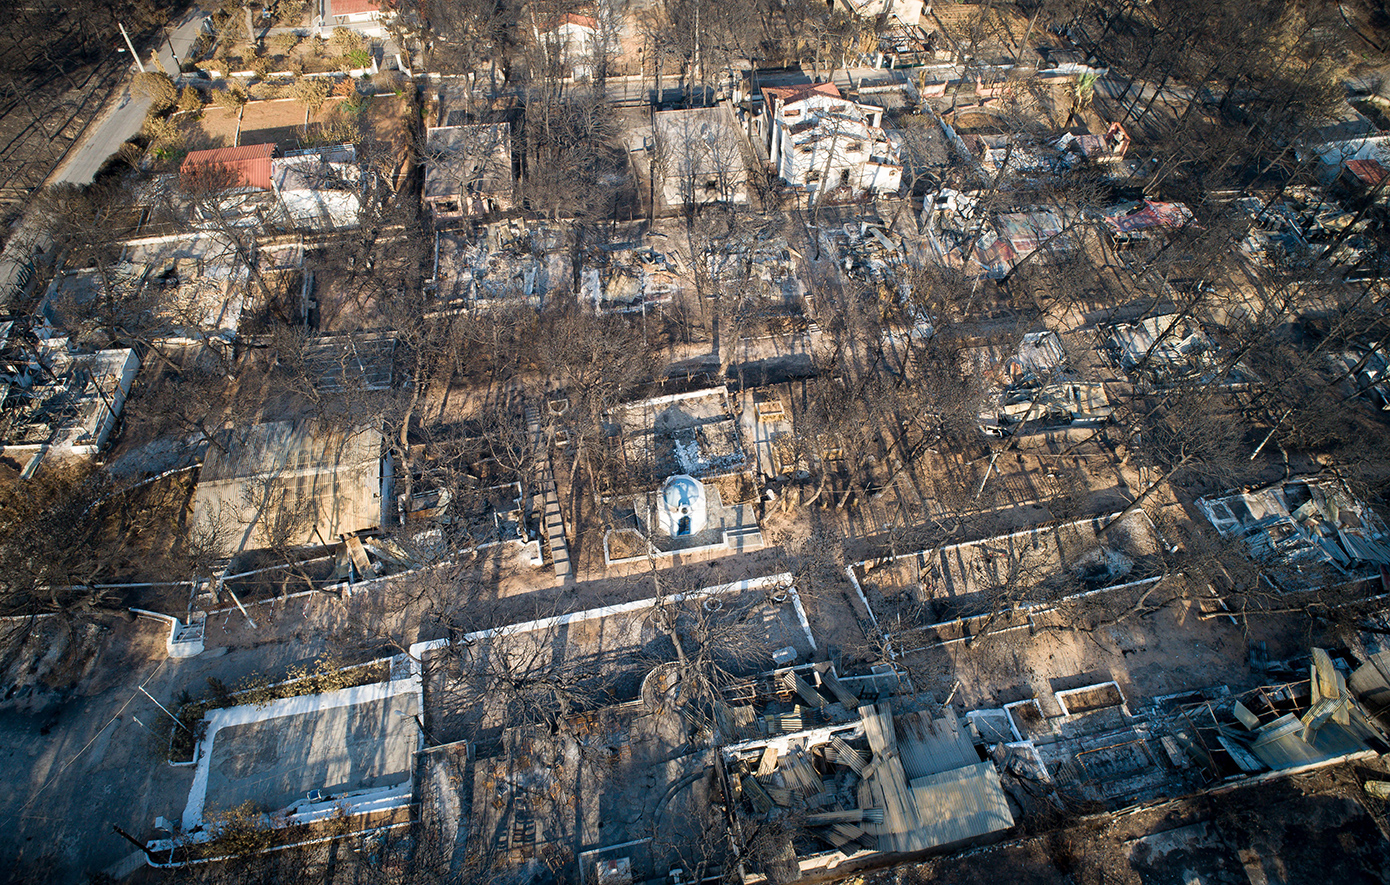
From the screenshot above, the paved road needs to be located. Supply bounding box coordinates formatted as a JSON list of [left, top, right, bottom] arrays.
[[437, 71, 716, 108], [0, 7, 210, 308], [49, 91, 153, 187], [53, 7, 211, 187], [0, 612, 365, 883], [157, 6, 211, 76]]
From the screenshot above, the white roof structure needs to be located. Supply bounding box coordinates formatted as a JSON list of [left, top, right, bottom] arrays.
[[652, 107, 749, 207], [191, 421, 387, 556], [272, 145, 362, 231], [657, 474, 707, 538]]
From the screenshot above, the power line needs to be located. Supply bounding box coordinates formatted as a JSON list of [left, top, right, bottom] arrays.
[[12, 657, 168, 817]]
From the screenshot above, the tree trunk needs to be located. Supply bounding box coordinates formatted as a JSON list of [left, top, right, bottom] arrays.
[[1016, 7, 1040, 65], [1098, 456, 1189, 538]]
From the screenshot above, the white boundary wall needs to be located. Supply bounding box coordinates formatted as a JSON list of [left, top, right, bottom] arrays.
[[180, 671, 420, 832], [158, 573, 810, 860], [407, 573, 813, 658]]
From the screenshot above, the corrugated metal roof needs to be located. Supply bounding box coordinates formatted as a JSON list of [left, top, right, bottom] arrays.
[[993, 210, 1065, 253], [1349, 651, 1390, 725], [897, 712, 978, 779], [1248, 713, 1368, 770], [1073, 122, 1129, 159], [861, 701, 920, 850], [905, 761, 1014, 849], [181, 143, 275, 191], [1346, 158, 1389, 187], [1103, 200, 1194, 235], [183, 144, 275, 164], [861, 702, 1012, 853]]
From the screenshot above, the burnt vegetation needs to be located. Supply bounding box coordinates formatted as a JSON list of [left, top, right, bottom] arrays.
[[6, 0, 1390, 882]]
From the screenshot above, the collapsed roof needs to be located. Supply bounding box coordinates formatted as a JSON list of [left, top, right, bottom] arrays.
[[725, 697, 1013, 880], [1107, 314, 1257, 388], [1199, 477, 1390, 581], [1102, 200, 1194, 240]]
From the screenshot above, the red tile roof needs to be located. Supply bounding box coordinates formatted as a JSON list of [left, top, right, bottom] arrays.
[[762, 82, 842, 107], [181, 143, 275, 191], [539, 11, 597, 31], [1103, 200, 1194, 235], [557, 12, 597, 29], [1346, 158, 1389, 188], [330, 0, 384, 16]]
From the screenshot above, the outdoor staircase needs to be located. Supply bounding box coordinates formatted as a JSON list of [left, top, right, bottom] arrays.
[[726, 525, 766, 551], [524, 400, 571, 579]]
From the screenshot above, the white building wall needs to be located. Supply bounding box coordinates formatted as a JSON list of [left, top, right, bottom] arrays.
[[787, 141, 864, 193], [767, 93, 900, 201], [660, 174, 749, 209], [775, 129, 793, 182], [837, 0, 926, 28], [554, 23, 595, 58], [541, 22, 609, 80], [858, 161, 902, 194], [87, 349, 140, 455], [281, 188, 361, 231]]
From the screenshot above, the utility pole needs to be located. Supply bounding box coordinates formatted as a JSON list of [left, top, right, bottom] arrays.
[[111, 824, 157, 861], [118, 22, 147, 74], [693, 0, 700, 107], [131, 715, 158, 739], [138, 685, 191, 733], [398, 710, 438, 747]]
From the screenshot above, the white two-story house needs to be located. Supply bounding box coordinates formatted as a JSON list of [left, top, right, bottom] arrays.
[[832, 0, 929, 28], [317, 0, 393, 37], [760, 83, 902, 204], [535, 12, 613, 81]]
